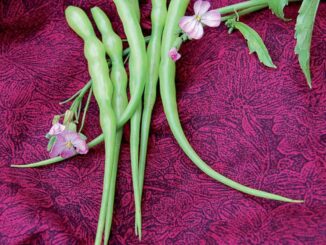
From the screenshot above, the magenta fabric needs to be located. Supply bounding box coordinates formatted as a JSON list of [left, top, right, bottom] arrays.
[[0, 0, 325, 244]]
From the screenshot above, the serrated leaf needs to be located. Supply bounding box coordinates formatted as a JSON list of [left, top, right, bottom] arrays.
[[268, 0, 289, 20], [47, 136, 57, 152], [227, 20, 276, 68], [294, 0, 320, 88]]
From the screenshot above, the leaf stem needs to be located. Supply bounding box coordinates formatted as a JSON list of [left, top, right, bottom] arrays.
[[221, 4, 268, 22], [78, 87, 93, 133], [217, 0, 267, 15], [217, 0, 301, 16], [60, 80, 92, 104]]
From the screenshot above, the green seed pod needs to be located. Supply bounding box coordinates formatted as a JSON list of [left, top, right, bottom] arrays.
[[65, 6, 95, 39]]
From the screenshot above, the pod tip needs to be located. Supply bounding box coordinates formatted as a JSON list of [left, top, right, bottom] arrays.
[[291, 199, 304, 203]]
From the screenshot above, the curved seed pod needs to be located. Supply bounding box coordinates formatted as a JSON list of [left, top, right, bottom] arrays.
[[111, 0, 148, 238], [12, 1, 279, 170], [112, 0, 148, 128], [65, 6, 95, 39], [13, 2, 302, 204], [65, 6, 117, 245], [159, 0, 303, 203], [138, 0, 167, 205], [91, 7, 128, 243]]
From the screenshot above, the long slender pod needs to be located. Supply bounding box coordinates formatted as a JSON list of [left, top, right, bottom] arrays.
[[12, 2, 147, 171], [12, 0, 290, 169], [131, 0, 141, 22], [124, 2, 143, 238], [129, 64, 142, 238], [88, 39, 116, 245], [128, 0, 143, 238], [65, 6, 117, 245], [139, 0, 167, 201], [112, 0, 148, 238], [91, 7, 128, 243], [159, 0, 303, 203], [64, 3, 144, 132]]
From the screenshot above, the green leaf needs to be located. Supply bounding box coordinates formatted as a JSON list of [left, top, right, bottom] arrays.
[[268, 0, 289, 20], [47, 136, 57, 152], [226, 19, 276, 68], [294, 0, 320, 88]]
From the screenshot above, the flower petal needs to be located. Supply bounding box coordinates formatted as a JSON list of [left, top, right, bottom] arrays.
[[194, 0, 211, 16], [72, 138, 89, 154], [188, 22, 204, 40], [201, 10, 221, 27], [61, 131, 88, 154], [49, 135, 66, 158], [179, 16, 197, 34], [62, 131, 79, 142], [60, 147, 76, 158], [48, 123, 65, 136]]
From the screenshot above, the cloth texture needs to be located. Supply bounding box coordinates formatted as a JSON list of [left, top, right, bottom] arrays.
[[0, 0, 325, 244]]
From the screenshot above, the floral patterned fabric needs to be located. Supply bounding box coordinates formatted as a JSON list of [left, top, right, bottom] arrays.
[[0, 0, 325, 244]]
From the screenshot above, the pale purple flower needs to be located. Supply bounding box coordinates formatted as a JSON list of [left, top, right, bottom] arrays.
[[48, 123, 65, 136], [179, 0, 221, 40], [49, 131, 88, 158], [168, 48, 181, 61]]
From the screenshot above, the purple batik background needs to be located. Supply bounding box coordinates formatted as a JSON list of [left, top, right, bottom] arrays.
[[0, 0, 326, 244]]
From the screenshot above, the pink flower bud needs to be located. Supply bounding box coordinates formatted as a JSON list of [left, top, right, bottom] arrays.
[[168, 48, 181, 62]]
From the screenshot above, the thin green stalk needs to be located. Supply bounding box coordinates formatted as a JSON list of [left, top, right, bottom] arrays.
[[68, 80, 92, 117], [75, 100, 82, 121], [221, 4, 268, 21], [124, 54, 130, 65], [60, 80, 92, 104], [122, 36, 152, 43], [220, 0, 301, 21], [217, 0, 266, 15], [69, 99, 80, 114], [78, 87, 92, 133]]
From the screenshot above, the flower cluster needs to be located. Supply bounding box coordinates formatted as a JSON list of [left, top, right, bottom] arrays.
[[47, 122, 88, 158], [169, 0, 221, 61]]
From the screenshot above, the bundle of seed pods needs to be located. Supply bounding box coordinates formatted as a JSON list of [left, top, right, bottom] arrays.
[[12, 0, 321, 243]]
